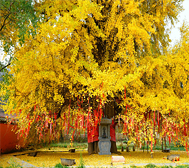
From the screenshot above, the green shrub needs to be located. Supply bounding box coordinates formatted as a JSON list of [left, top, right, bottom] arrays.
[[54, 163, 69, 168], [176, 165, 189, 168], [77, 152, 85, 168], [144, 164, 157, 168], [54, 163, 63, 168]]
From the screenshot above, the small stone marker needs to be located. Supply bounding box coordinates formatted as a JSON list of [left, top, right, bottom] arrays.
[[61, 158, 76, 166], [167, 154, 180, 161], [28, 152, 38, 157], [111, 156, 125, 166], [69, 149, 75, 153]]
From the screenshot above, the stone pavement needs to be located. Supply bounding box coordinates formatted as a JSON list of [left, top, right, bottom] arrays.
[[82, 163, 189, 168], [8, 156, 38, 168]]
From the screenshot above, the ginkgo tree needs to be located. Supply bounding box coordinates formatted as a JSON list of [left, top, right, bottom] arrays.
[[1, 0, 188, 154]]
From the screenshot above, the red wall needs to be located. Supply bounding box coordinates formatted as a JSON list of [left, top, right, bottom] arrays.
[[0, 123, 24, 154]]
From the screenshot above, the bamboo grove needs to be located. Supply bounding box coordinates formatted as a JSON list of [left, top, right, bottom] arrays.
[[1, 0, 189, 154]]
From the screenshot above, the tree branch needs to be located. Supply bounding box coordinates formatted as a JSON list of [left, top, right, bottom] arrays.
[[0, 0, 15, 32], [0, 62, 11, 72], [0, 12, 11, 32]]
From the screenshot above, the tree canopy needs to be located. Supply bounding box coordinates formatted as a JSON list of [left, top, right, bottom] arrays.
[[1, 0, 188, 153], [0, 0, 39, 70]]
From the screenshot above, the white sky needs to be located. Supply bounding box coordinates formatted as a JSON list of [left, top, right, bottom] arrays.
[[0, 41, 5, 63], [0, 0, 189, 63], [169, 0, 189, 47]]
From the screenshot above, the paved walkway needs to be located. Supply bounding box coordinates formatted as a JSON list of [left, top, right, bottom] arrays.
[[82, 163, 189, 168], [110, 162, 189, 167], [8, 156, 38, 168]]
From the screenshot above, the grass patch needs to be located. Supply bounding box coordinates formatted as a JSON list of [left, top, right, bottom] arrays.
[[117, 139, 186, 152], [49, 142, 88, 149], [50, 143, 68, 148], [140, 144, 185, 151]]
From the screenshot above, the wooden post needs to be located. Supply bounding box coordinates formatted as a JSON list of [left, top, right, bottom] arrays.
[[126, 146, 129, 152], [162, 137, 163, 152]]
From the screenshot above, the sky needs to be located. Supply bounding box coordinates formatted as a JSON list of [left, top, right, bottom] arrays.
[[1, 0, 189, 63], [169, 0, 189, 46]]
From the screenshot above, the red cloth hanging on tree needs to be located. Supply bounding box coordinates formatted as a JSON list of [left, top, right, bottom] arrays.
[[87, 108, 99, 143], [110, 119, 116, 142], [88, 119, 116, 143], [87, 124, 99, 143]]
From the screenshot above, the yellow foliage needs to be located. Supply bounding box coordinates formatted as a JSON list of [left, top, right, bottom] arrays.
[[1, 0, 188, 150]]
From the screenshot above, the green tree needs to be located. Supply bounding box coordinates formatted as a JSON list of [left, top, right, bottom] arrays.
[[0, 0, 39, 71]]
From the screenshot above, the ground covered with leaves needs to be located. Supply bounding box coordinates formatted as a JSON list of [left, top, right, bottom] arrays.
[[1, 147, 189, 168]]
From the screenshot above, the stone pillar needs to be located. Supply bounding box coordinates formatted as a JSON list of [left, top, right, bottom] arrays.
[[98, 118, 112, 155]]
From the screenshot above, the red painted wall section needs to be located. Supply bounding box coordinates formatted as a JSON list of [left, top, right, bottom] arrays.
[[0, 123, 24, 154]]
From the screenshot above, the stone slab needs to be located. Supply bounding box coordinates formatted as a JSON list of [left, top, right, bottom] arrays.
[[111, 156, 125, 163]]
